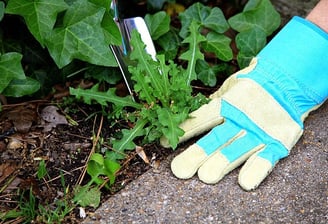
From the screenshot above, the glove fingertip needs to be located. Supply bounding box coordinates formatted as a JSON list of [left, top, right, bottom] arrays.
[[238, 155, 274, 191], [171, 144, 208, 179]]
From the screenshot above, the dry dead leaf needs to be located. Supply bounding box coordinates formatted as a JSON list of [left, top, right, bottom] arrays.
[[40, 105, 68, 132], [0, 162, 17, 184], [135, 146, 150, 164], [6, 105, 37, 133], [3, 176, 22, 193], [7, 137, 24, 150]]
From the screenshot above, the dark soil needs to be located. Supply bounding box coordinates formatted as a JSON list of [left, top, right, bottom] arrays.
[[0, 101, 175, 223]]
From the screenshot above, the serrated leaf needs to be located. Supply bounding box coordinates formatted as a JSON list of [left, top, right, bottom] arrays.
[[2, 77, 40, 97], [202, 32, 232, 61], [145, 11, 170, 40], [69, 84, 141, 109], [5, 0, 68, 47], [157, 108, 185, 149], [129, 30, 164, 99], [73, 185, 101, 208], [179, 21, 206, 84], [45, 0, 117, 68], [112, 119, 147, 151], [0, 52, 25, 93], [228, 0, 280, 36]]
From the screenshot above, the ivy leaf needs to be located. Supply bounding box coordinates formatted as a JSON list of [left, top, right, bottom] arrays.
[[235, 27, 267, 68], [88, 0, 111, 10], [228, 0, 281, 36], [2, 77, 40, 97], [88, 0, 122, 46], [157, 108, 185, 149], [203, 7, 229, 33], [202, 32, 232, 62], [101, 12, 122, 46], [196, 60, 220, 87], [156, 29, 180, 60], [179, 2, 229, 38], [69, 84, 141, 109], [0, 52, 25, 93], [179, 21, 206, 85], [5, 0, 68, 47], [145, 11, 170, 40], [45, 0, 117, 68]]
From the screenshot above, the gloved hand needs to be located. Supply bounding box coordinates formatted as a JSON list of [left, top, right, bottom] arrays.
[[169, 16, 328, 190]]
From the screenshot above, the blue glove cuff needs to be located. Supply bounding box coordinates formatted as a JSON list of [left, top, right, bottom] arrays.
[[238, 16, 328, 126]]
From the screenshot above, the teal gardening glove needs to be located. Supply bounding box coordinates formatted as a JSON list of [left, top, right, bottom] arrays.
[[169, 17, 328, 190]]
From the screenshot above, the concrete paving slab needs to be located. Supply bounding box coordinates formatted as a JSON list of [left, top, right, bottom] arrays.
[[83, 100, 328, 224]]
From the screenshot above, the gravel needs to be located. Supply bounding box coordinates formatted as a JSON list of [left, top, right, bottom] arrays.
[[83, 1, 327, 223]]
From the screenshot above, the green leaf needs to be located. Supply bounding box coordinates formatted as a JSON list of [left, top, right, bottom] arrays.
[[112, 119, 147, 151], [103, 158, 121, 184], [157, 108, 185, 149], [5, 0, 68, 47], [129, 30, 164, 101], [236, 27, 267, 68], [86, 153, 119, 186], [179, 21, 206, 85], [228, 0, 281, 36], [3, 77, 40, 97], [0, 209, 23, 220], [37, 160, 47, 180], [45, 0, 117, 68], [101, 12, 122, 46], [0, 1, 5, 22], [203, 7, 229, 33], [69, 84, 141, 109], [0, 52, 25, 93], [202, 32, 232, 61], [73, 185, 101, 208], [156, 29, 180, 60], [145, 11, 170, 40], [88, 0, 111, 10], [179, 2, 229, 38], [196, 60, 221, 87], [148, 0, 167, 11]]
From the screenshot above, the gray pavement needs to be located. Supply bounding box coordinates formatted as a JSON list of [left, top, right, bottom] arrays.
[[83, 1, 327, 223], [83, 101, 328, 223]]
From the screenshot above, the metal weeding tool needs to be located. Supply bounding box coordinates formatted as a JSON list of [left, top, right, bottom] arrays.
[[110, 0, 157, 98]]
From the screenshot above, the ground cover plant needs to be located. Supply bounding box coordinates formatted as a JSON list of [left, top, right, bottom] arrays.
[[0, 0, 281, 222]]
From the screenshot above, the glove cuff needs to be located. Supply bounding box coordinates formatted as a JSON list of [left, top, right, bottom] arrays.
[[252, 16, 328, 124]]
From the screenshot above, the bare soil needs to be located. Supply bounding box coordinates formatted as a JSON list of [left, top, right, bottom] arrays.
[[0, 101, 173, 223]]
